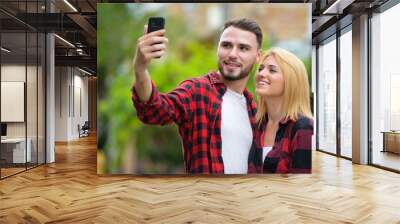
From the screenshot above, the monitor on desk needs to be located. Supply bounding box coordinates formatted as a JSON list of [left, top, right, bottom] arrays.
[[1, 123, 7, 139]]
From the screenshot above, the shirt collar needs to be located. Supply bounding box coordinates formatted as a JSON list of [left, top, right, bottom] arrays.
[[279, 117, 291, 125], [260, 115, 292, 131], [208, 71, 224, 84], [207, 71, 253, 101]]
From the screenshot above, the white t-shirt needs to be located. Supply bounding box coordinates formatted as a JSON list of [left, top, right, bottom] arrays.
[[221, 88, 253, 174], [263, 146, 273, 163]]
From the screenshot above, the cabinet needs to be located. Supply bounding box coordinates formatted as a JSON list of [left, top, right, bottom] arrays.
[[382, 131, 400, 154]]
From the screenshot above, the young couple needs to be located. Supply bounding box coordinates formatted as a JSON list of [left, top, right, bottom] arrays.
[[132, 18, 313, 174]]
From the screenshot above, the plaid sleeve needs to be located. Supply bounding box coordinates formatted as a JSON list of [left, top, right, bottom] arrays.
[[289, 118, 313, 173], [131, 80, 193, 126]]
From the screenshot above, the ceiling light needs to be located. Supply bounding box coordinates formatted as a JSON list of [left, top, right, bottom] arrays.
[[63, 0, 78, 12], [323, 0, 355, 15], [76, 48, 85, 55], [1, 47, 11, 53], [78, 67, 92, 76], [54, 34, 75, 48]]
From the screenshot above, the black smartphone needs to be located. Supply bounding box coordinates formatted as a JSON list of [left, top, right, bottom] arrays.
[[147, 17, 165, 58], [147, 17, 165, 33]]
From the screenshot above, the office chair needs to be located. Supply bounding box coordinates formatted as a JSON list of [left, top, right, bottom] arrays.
[[79, 121, 90, 138]]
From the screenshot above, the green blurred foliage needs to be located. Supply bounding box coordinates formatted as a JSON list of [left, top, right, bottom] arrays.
[[98, 4, 221, 173], [98, 4, 310, 174]]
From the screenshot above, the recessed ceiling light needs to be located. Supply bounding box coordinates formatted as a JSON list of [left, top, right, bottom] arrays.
[[323, 0, 355, 15], [54, 34, 75, 48], [63, 0, 78, 12], [1, 47, 11, 53], [78, 67, 92, 76]]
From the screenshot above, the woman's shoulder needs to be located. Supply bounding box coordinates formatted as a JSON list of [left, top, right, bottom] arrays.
[[292, 115, 314, 132]]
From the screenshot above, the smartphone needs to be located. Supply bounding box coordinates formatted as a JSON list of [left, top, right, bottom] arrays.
[[147, 17, 165, 33], [147, 17, 165, 58]]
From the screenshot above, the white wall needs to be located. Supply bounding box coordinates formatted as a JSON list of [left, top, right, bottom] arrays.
[[55, 67, 69, 141], [1, 65, 26, 127], [55, 67, 89, 141], [1, 65, 26, 81], [1, 82, 25, 122]]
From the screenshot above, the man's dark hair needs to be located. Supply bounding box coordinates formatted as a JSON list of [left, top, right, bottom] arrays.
[[223, 18, 263, 48]]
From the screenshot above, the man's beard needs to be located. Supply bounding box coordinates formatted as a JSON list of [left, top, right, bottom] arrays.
[[218, 61, 253, 81]]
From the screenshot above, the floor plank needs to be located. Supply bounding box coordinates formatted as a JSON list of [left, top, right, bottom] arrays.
[[0, 134, 400, 223]]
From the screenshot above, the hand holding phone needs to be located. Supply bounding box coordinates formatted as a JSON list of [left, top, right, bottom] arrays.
[[133, 17, 166, 102], [146, 17, 165, 59], [133, 17, 167, 74]]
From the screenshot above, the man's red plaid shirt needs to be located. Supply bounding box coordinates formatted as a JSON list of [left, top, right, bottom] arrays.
[[131, 71, 258, 174]]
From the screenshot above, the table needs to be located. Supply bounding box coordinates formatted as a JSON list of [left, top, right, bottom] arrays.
[[1, 138, 31, 163]]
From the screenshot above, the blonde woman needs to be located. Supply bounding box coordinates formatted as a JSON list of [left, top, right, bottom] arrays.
[[248, 47, 313, 173]]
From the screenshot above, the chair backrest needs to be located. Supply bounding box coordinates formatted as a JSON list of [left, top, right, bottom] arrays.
[[82, 121, 90, 129]]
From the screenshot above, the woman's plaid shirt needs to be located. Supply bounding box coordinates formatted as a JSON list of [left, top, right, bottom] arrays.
[[248, 115, 314, 174], [131, 72, 258, 174]]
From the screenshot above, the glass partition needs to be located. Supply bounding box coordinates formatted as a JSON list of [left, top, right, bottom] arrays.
[[317, 36, 337, 155], [0, 1, 46, 179], [1, 26, 28, 178], [27, 30, 38, 169]]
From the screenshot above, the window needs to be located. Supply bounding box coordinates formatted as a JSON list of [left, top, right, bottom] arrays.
[[371, 3, 400, 171], [339, 28, 352, 158], [317, 36, 337, 154]]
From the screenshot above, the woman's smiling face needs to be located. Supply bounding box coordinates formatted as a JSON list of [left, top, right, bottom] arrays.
[[255, 55, 285, 98]]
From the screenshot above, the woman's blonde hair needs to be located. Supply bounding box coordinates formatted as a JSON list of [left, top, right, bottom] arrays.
[[255, 47, 313, 124]]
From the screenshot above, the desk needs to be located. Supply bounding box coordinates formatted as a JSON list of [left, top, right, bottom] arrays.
[[1, 138, 31, 163], [381, 131, 400, 154]]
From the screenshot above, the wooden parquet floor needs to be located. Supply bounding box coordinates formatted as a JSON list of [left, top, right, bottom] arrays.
[[1, 167, 26, 178], [1, 135, 400, 223]]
